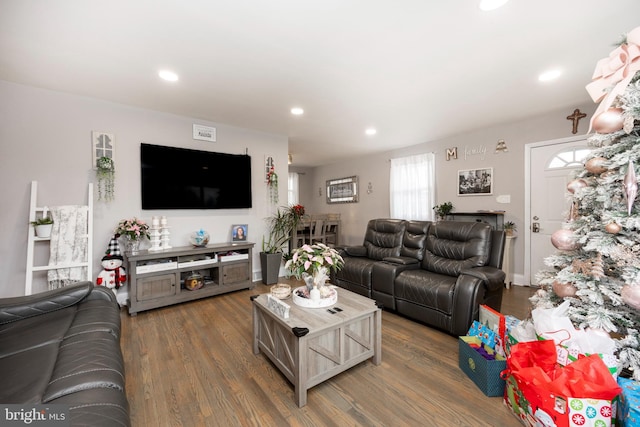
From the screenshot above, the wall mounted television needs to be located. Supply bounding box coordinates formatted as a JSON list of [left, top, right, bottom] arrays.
[[141, 143, 252, 210]]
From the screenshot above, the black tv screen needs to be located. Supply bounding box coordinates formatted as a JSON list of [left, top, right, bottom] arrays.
[[141, 143, 252, 209]]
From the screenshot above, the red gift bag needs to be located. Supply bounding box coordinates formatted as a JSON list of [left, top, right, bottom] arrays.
[[503, 340, 621, 427]]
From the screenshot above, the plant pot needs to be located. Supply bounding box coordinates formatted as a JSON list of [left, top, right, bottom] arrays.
[[34, 224, 53, 238], [260, 252, 282, 285]]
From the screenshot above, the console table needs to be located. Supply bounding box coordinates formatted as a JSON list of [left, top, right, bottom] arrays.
[[446, 211, 505, 230], [125, 242, 254, 315]]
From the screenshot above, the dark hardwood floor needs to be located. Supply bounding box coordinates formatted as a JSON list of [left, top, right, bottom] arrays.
[[120, 281, 536, 426]]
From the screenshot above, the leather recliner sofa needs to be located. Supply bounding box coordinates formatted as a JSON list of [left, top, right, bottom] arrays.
[[332, 219, 505, 336], [0, 281, 130, 426]]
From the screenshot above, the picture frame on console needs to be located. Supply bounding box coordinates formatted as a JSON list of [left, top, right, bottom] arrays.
[[326, 176, 359, 204], [458, 168, 493, 196], [232, 224, 248, 242]]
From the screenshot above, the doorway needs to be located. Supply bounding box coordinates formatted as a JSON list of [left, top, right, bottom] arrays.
[[524, 135, 590, 286]]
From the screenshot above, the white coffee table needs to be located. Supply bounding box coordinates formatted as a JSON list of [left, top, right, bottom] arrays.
[[252, 286, 382, 407]]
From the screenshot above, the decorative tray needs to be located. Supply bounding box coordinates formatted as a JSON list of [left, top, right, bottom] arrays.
[[292, 286, 337, 308]]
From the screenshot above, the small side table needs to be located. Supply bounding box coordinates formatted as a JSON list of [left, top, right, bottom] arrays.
[[503, 236, 516, 289]]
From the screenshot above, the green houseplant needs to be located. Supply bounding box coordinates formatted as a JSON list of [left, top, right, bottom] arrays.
[[503, 221, 517, 236], [433, 201, 454, 221], [261, 204, 306, 284], [31, 216, 54, 238]]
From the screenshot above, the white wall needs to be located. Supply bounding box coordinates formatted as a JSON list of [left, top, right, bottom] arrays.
[[0, 80, 288, 297], [303, 102, 597, 285]]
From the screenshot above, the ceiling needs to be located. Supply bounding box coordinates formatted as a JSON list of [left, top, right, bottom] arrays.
[[1, 1, 639, 167]]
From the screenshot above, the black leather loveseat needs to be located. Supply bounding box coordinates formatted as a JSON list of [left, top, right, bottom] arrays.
[[0, 282, 130, 426], [331, 219, 505, 336]]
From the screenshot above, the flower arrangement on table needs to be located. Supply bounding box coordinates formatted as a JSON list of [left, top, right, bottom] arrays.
[[285, 243, 344, 299], [115, 217, 150, 241]]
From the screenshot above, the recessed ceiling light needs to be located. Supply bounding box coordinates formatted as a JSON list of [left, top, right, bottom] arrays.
[[538, 69, 562, 82], [291, 107, 304, 115], [479, 0, 509, 11], [365, 128, 377, 136], [158, 70, 179, 82]]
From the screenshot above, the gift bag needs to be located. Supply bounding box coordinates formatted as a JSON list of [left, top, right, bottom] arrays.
[[503, 340, 622, 427]]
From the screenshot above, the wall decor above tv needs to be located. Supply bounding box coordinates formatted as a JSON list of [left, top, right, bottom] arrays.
[[141, 143, 252, 210]]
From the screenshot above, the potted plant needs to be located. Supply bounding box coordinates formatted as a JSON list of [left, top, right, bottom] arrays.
[[504, 221, 517, 236], [433, 201, 454, 221], [31, 216, 54, 238], [261, 204, 306, 284], [96, 156, 115, 202]]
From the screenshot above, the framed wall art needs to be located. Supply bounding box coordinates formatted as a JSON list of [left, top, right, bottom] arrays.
[[458, 168, 493, 196], [92, 131, 114, 168], [326, 176, 359, 204]]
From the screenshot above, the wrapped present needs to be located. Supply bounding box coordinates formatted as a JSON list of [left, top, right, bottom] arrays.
[[617, 377, 639, 426]]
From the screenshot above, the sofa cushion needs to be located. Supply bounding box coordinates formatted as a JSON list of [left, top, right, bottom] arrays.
[[399, 221, 430, 260], [0, 343, 59, 403], [422, 222, 491, 276], [0, 306, 75, 358], [395, 270, 458, 315], [43, 332, 125, 402], [362, 219, 406, 260]]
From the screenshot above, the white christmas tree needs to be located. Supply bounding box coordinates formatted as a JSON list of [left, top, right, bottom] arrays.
[[531, 26, 640, 380]]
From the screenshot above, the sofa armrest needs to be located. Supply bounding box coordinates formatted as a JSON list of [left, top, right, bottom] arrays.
[[372, 258, 421, 310], [0, 281, 93, 325], [343, 245, 367, 257], [460, 266, 506, 292], [382, 256, 419, 266]]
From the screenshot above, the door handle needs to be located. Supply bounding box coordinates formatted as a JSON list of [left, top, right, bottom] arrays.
[[532, 222, 540, 233]]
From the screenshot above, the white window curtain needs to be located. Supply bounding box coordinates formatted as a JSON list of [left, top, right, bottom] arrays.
[[288, 172, 299, 205], [389, 153, 436, 220]]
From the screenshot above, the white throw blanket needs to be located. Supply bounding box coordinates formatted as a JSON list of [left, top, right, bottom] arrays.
[[47, 205, 89, 289]]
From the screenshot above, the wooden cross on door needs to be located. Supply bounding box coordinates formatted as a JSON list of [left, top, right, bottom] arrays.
[[566, 109, 587, 134]]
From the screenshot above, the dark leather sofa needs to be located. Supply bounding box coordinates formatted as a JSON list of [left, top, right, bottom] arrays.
[[0, 281, 130, 426], [332, 219, 505, 336]]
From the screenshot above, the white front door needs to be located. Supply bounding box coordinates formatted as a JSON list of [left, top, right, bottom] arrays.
[[524, 136, 590, 286]]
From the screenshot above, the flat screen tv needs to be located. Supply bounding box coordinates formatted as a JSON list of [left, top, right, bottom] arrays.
[[141, 143, 252, 209]]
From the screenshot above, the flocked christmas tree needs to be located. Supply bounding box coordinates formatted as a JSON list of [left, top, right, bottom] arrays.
[[531, 26, 640, 380]]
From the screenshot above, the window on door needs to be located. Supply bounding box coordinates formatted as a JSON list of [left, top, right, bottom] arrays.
[[547, 147, 591, 169]]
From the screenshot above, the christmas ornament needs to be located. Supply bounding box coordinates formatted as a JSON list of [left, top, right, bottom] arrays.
[[585, 157, 608, 174], [552, 281, 577, 297], [551, 228, 578, 251], [605, 222, 621, 234], [624, 160, 638, 215], [592, 107, 624, 134], [567, 179, 587, 194], [621, 284, 640, 310]]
